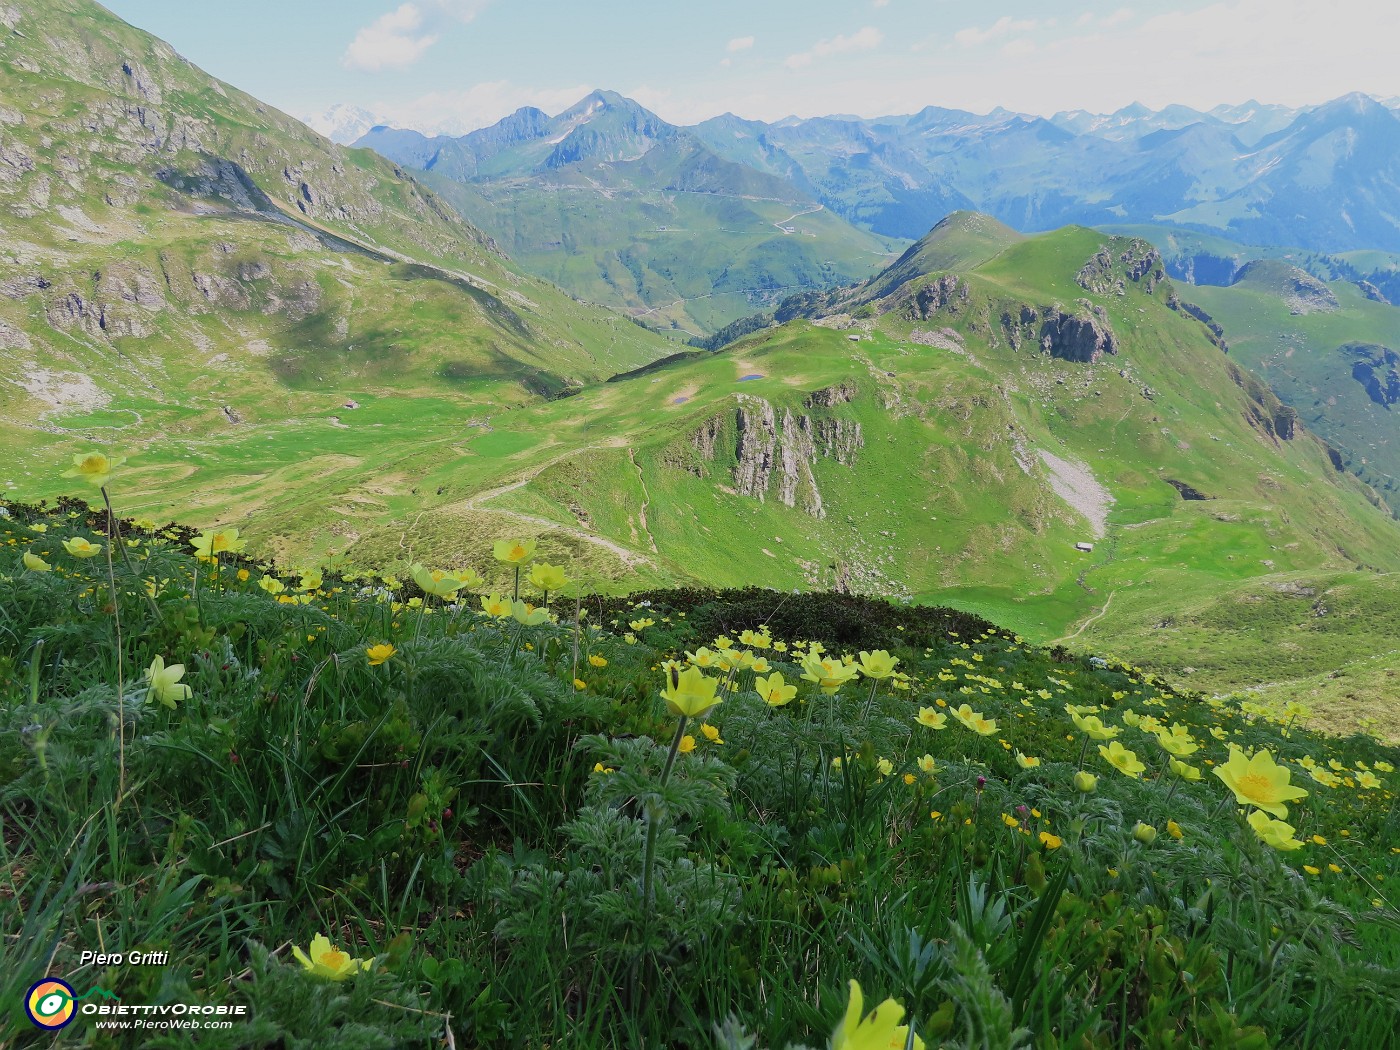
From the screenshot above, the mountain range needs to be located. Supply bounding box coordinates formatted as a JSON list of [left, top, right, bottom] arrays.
[[357, 89, 1400, 281]]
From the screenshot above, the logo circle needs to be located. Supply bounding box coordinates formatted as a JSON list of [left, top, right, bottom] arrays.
[[25, 979, 76, 1030]]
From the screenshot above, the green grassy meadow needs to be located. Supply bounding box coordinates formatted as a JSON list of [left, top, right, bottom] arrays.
[[2, 495, 1398, 1048]]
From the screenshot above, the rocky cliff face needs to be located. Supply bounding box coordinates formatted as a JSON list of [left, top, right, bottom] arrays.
[[1076, 239, 1165, 295], [686, 388, 865, 517], [1345, 344, 1400, 408], [998, 300, 1118, 362]]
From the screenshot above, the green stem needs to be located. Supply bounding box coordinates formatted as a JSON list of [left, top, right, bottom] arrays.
[[860, 677, 880, 720], [513, 564, 520, 602], [642, 715, 688, 909], [1077, 733, 1091, 769], [102, 486, 163, 625]]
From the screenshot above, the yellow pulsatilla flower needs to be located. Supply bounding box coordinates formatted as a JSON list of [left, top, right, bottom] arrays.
[[588, 654, 608, 668], [916, 707, 948, 730], [22, 552, 51, 572], [1120, 709, 1143, 727], [876, 758, 894, 777], [755, 672, 798, 707], [950, 703, 979, 729], [492, 537, 536, 565], [192, 527, 244, 559], [61, 450, 125, 486], [527, 562, 568, 593], [712, 635, 734, 650], [857, 650, 899, 679], [1072, 712, 1120, 741], [1015, 752, 1041, 769], [660, 665, 722, 718], [917, 754, 937, 774], [1356, 771, 1382, 790], [1213, 747, 1309, 818], [1309, 768, 1341, 788], [677, 735, 696, 754], [1169, 759, 1203, 782], [686, 647, 721, 669], [800, 653, 860, 694], [297, 569, 323, 592], [410, 564, 462, 599], [629, 617, 656, 631], [739, 629, 771, 649], [831, 980, 925, 1050], [510, 600, 550, 626], [61, 536, 103, 559], [1099, 741, 1146, 778], [1246, 810, 1305, 851], [1133, 822, 1158, 845], [969, 714, 999, 736], [1167, 820, 1184, 839], [258, 575, 286, 595], [145, 655, 191, 709], [748, 655, 772, 674], [715, 649, 743, 673], [1074, 770, 1098, 793], [366, 644, 396, 666], [480, 593, 512, 618], [292, 934, 374, 981], [448, 567, 484, 590], [1374, 760, 1395, 773], [700, 723, 724, 744]]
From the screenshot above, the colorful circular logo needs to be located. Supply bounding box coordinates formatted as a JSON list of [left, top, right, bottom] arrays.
[[25, 978, 77, 1030]]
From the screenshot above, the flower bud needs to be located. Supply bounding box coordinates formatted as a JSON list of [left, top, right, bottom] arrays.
[[1073, 770, 1098, 793], [1133, 822, 1158, 846]]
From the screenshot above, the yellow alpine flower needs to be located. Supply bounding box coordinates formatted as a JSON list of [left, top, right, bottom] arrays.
[[917, 754, 937, 774], [916, 707, 948, 730], [700, 723, 723, 744], [755, 672, 798, 707], [292, 934, 374, 981], [686, 647, 721, 669], [366, 644, 396, 666], [1072, 712, 1120, 741], [61, 450, 125, 486], [1356, 771, 1381, 790], [1246, 810, 1305, 851], [1156, 730, 1199, 757], [1098, 741, 1146, 778], [258, 575, 286, 595], [298, 569, 323, 592], [677, 735, 696, 754], [1015, 752, 1040, 769], [62, 536, 103, 559], [449, 567, 485, 590], [856, 650, 899, 679], [799, 653, 860, 694], [23, 552, 51, 572], [191, 527, 244, 559], [1133, 822, 1158, 845], [1170, 759, 1203, 782], [831, 979, 925, 1050], [1039, 831, 1062, 849], [660, 665, 722, 719], [510, 600, 550, 626], [493, 538, 536, 565], [1074, 770, 1098, 793], [145, 655, 191, 709], [410, 563, 462, 599], [527, 562, 568, 592], [478, 593, 510, 618], [588, 654, 608, 668], [1167, 820, 1184, 839], [1213, 747, 1308, 818]]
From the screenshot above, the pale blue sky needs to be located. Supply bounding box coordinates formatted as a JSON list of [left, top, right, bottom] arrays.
[[103, 0, 1400, 132]]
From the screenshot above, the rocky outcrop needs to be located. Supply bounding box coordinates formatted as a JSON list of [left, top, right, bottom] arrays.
[[1357, 280, 1391, 304], [1169, 298, 1228, 350], [1165, 479, 1214, 500], [905, 275, 968, 321], [1076, 240, 1165, 295], [803, 380, 857, 408], [1227, 361, 1298, 442], [1038, 304, 1118, 363], [1344, 344, 1400, 408], [688, 393, 865, 518]]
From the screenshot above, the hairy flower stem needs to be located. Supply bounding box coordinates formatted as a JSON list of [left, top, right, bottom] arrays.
[[642, 715, 688, 911], [860, 677, 880, 720], [102, 485, 163, 625], [1077, 733, 1091, 769], [512, 565, 520, 602], [1163, 777, 1182, 805], [101, 522, 126, 809]]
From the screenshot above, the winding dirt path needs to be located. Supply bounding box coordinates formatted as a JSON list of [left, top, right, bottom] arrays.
[[1053, 589, 1117, 644]]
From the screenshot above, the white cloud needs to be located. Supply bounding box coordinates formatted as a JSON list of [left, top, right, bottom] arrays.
[[1000, 38, 1037, 58], [343, 4, 438, 71], [873, 0, 891, 7], [371, 81, 591, 135], [954, 16, 1038, 48], [727, 35, 756, 53], [343, 0, 493, 72], [784, 26, 883, 70]]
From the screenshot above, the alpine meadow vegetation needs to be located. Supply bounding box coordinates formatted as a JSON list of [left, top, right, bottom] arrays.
[[2, 456, 1398, 1049]]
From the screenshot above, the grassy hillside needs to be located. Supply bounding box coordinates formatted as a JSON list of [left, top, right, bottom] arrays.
[[0, 0, 679, 542], [2, 503, 1397, 1047], [1182, 278, 1400, 510]]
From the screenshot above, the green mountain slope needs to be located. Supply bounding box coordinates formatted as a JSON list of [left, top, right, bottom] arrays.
[[0, 0, 677, 546], [1181, 274, 1400, 510]]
